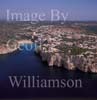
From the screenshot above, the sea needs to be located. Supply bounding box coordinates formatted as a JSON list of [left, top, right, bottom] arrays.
[[0, 44, 97, 98]]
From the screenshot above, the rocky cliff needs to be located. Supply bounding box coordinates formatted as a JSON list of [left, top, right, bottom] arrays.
[[33, 28, 97, 73]]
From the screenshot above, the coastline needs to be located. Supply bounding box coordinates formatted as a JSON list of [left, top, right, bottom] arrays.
[[0, 40, 33, 55]]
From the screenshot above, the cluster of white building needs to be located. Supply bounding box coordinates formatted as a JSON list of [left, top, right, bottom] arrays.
[[32, 25, 97, 73]]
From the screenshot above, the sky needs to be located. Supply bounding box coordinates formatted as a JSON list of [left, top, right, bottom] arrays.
[[0, 0, 97, 21]]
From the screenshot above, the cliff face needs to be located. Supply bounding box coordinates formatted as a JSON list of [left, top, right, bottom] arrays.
[[38, 47, 63, 67], [63, 55, 76, 70], [36, 47, 97, 73], [47, 53, 62, 67], [75, 54, 97, 73], [35, 41, 97, 73], [32, 24, 97, 73]]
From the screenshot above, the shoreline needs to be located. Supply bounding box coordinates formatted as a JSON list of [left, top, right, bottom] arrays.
[[0, 42, 97, 74], [0, 40, 33, 55]]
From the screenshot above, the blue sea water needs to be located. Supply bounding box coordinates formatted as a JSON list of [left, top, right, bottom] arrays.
[[0, 44, 97, 98]]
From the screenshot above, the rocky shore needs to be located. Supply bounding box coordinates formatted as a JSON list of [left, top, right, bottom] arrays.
[[0, 46, 18, 55], [0, 22, 97, 73], [35, 45, 97, 73], [32, 25, 97, 73], [0, 40, 32, 55]]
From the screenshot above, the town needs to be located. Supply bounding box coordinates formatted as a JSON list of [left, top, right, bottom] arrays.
[[0, 21, 97, 73]]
